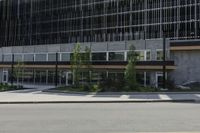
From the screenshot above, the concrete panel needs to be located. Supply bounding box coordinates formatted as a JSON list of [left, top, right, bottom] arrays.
[[12, 46, 23, 53], [146, 39, 163, 50], [23, 46, 35, 53], [145, 39, 171, 60], [79, 43, 91, 52], [126, 40, 146, 50], [47, 44, 61, 53], [108, 41, 125, 51], [91, 42, 108, 52], [34, 45, 48, 53], [2, 47, 12, 54], [60, 43, 75, 52], [171, 51, 200, 85]]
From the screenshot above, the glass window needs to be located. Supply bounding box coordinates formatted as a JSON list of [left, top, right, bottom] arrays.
[[109, 52, 124, 61], [156, 73, 163, 88], [127, 51, 145, 61], [35, 71, 41, 83], [80, 72, 88, 82], [14, 54, 23, 62], [23, 69, 34, 83], [136, 72, 145, 86], [156, 50, 163, 61], [108, 72, 124, 80], [3, 71, 8, 82], [92, 72, 101, 82], [91, 72, 106, 82], [80, 53, 88, 61], [0, 55, 2, 62], [92, 52, 106, 61], [146, 51, 151, 61], [3, 55, 12, 62], [136, 51, 145, 61], [61, 53, 71, 61], [48, 71, 55, 84], [48, 53, 57, 61], [146, 72, 151, 85], [24, 54, 34, 62], [35, 54, 47, 61], [35, 70, 47, 84]]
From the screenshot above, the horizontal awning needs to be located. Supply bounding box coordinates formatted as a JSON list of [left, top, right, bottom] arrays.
[[0, 61, 176, 71], [170, 41, 200, 51]]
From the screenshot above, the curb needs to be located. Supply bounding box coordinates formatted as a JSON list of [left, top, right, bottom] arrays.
[[43, 90, 200, 95], [0, 99, 198, 104]]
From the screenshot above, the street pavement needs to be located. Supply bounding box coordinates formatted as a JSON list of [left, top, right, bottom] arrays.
[[0, 88, 200, 103], [0, 103, 200, 133]]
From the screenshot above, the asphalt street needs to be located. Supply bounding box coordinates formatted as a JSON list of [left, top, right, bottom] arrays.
[[0, 103, 200, 133]]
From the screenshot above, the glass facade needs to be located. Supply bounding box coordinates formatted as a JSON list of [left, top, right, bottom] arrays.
[[5, 67, 152, 86], [24, 54, 34, 62], [146, 51, 151, 61], [48, 53, 57, 61], [127, 51, 150, 61], [0, 0, 200, 47], [14, 54, 23, 62], [3, 55, 12, 62], [92, 52, 107, 61], [156, 50, 163, 61], [61, 53, 71, 61], [109, 52, 124, 61], [136, 51, 145, 61], [35, 54, 47, 62], [2, 50, 152, 62]]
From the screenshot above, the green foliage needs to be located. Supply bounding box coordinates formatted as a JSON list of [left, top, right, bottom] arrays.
[[99, 77, 125, 92], [0, 83, 22, 92], [70, 43, 93, 88], [81, 84, 101, 92], [13, 60, 24, 87], [138, 86, 156, 92], [70, 43, 82, 87], [125, 45, 138, 90], [166, 79, 176, 91], [83, 46, 92, 85]]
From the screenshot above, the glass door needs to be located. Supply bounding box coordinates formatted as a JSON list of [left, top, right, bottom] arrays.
[[156, 72, 167, 88], [2, 70, 8, 83]]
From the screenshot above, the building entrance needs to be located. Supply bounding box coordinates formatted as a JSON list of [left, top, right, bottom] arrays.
[[2, 70, 8, 83]]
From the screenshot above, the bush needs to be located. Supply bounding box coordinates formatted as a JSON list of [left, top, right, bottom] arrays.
[[99, 78, 126, 92], [138, 86, 156, 92], [0, 83, 21, 91], [90, 84, 100, 92], [166, 79, 177, 91]]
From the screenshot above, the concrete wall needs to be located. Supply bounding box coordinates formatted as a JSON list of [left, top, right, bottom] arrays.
[[0, 39, 165, 54], [170, 50, 200, 85]]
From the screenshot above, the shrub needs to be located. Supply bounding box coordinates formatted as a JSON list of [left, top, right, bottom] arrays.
[[166, 79, 177, 91]]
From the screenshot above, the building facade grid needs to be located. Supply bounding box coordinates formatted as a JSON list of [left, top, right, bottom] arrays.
[[0, 0, 200, 47]]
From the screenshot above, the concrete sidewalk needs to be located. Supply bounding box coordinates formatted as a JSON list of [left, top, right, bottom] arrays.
[[0, 88, 200, 104]]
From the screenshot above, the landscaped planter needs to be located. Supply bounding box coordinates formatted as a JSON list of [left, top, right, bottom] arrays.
[[0, 83, 24, 92]]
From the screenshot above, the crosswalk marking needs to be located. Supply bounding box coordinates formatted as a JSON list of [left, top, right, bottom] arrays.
[[159, 94, 172, 100], [120, 95, 129, 99]]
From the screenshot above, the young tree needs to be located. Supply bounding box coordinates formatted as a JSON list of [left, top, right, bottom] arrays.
[[70, 43, 82, 87], [14, 60, 24, 88], [83, 46, 92, 85], [125, 45, 138, 90]]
